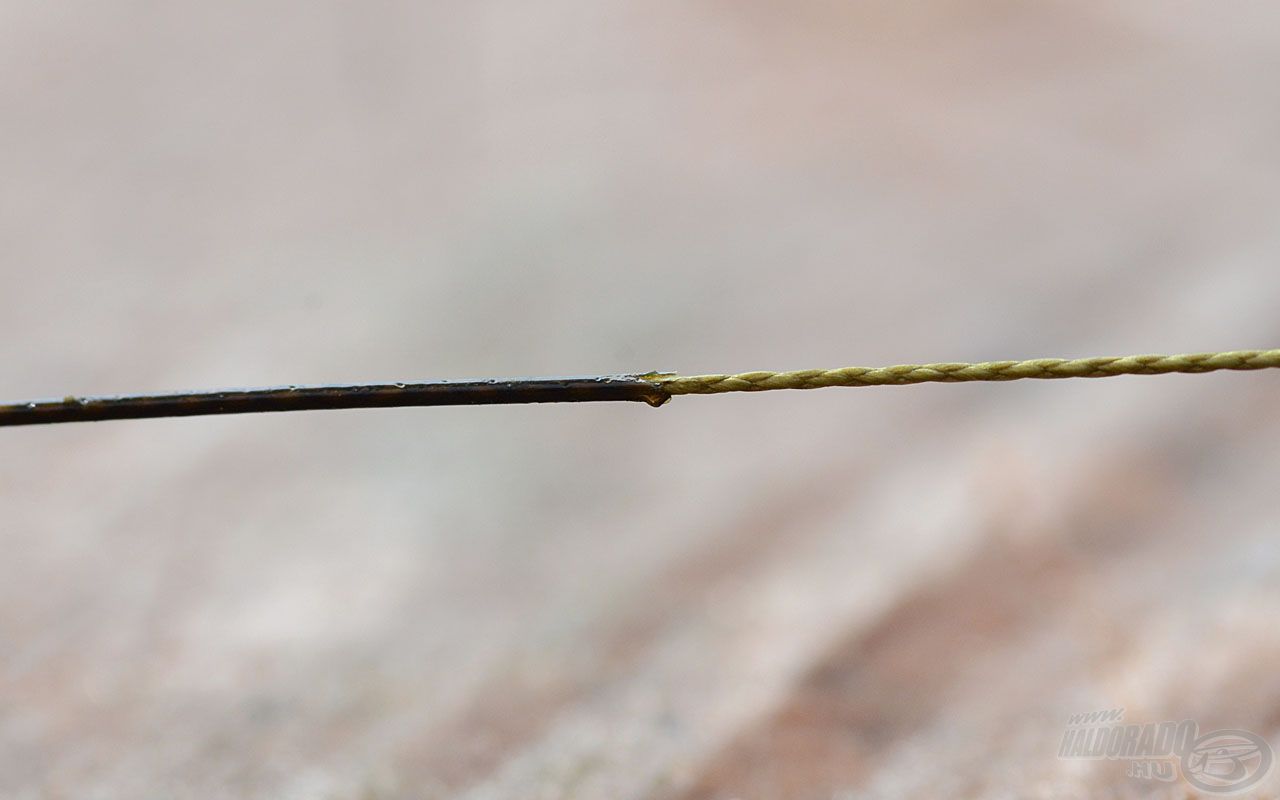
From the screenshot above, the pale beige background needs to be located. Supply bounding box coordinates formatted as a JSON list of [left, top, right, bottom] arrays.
[[3, 3, 1280, 798]]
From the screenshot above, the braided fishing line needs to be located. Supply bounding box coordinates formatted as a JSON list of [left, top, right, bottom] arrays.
[[2, 348, 1278, 427]]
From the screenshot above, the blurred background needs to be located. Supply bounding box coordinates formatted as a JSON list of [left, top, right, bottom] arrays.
[[3, 2, 1280, 798]]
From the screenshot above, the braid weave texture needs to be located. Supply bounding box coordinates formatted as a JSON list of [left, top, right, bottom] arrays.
[[651, 349, 1280, 396]]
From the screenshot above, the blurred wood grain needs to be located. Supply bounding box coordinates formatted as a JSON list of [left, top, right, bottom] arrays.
[[3, 2, 1280, 797]]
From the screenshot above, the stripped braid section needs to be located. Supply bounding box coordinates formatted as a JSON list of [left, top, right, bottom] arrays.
[[650, 349, 1280, 396]]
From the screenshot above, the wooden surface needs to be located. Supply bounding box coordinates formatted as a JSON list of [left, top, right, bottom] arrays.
[[3, 3, 1280, 797]]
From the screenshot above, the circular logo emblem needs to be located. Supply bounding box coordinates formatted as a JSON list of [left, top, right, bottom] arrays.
[[1182, 729, 1273, 794]]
